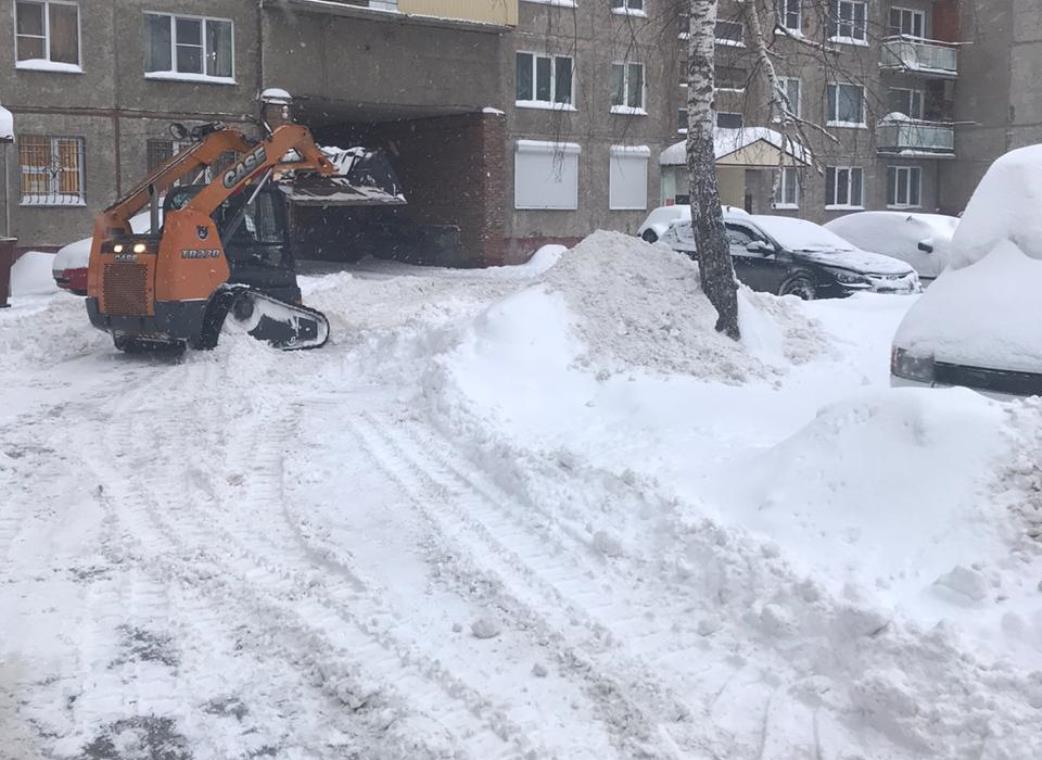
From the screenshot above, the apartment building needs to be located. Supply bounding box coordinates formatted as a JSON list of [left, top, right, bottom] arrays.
[[659, 0, 965, 222], [0, 0, 1037, 265]]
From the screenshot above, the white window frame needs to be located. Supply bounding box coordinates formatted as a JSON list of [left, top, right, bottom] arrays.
[[775, 76, 801, 119], [830, 0, 868, 45], [611, 0, 646, 18], [887, 165, 922, 208], [610, 61, 646, 115], [777, 0, 801, 33], [515, 51, 576, 111], [889, 87, 924, 119], [609, 145, 650, 211], [18, 135, 86, 207], [14, 0, 82, 73], [715, 65, 747, 93], [521, 0, 578, 7], [773, 167, 800, 209], [826, 82, 866, 128], [514, 140, 581, 211], [825, 166, 864, 210], [889, 7, 926, 38], [144, 11, 236, 84]]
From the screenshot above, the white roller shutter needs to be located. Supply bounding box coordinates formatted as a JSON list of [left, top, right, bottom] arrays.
[[514, 140, 581, 210], [609, 145, 650, 210]]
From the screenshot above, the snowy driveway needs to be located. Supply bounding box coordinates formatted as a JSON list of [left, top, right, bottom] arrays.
[[2, 237, 1041, 760]]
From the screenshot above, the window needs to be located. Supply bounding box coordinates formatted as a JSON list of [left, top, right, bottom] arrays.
[[516, 53, 574, 108], [609, 145, 649, 210], [830, 0, 867, 42], [774, 167, 800, 208], [611, 62, 645, 113], [18, 135, 85, 206], [826, 166, 864, 208], [145, 13, 234, 81], [715, 20, 744, 46], [777, 0, 801, 32], [677, 108, 687, 133], [716, 66, 747, 91], [887, 166, 922, 207], [717, 112, 743, 129], [777, 76, 801, 118], [611, 0, 644, 14], [888, 88, 923, 119], [827, 83, 865, 126], [15, 1, 80, 70], [889, 7, 925, 38], [514, 140, 580, 210]]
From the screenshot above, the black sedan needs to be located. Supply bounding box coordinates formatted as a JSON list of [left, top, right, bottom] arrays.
[[659, 213, 920, 299]]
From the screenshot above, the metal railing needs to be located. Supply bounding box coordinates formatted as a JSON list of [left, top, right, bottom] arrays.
[[877, 119, 955, 154], [881, 36, 958, 77]]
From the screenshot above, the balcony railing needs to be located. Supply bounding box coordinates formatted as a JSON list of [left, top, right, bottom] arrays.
[[881, 36, 958, 77], [877, 118, 955, 155], [307, 0, 517, 26]]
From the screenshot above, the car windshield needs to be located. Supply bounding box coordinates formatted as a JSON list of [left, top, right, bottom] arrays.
[[751, 216, 858, 253]]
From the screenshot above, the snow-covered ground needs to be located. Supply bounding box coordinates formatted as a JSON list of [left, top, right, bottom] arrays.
[[1, 233, 1040, 760]]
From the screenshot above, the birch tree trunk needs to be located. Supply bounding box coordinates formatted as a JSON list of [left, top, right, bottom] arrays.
[[687, 0, 740, 340]]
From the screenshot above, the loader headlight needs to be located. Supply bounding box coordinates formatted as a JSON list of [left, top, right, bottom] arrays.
[[132, 243, 147, 254], [891, 347, 935, 383], [113, 243, 124, 254]]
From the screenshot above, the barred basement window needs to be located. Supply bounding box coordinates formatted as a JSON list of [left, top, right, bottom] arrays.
[[19, 135, 85, 206]]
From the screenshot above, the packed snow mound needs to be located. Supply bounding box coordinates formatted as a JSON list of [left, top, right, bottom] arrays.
[[949, 144, 1042, 270], [539, 230, 826, 380], [11, 251, 58, 296], [894, 240, 1042, 370], [712, 389, 1014, 603]]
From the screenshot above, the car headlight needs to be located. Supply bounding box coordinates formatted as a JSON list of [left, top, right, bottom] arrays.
[[891, 347, 935, 382], [833, 270, 871, 286]]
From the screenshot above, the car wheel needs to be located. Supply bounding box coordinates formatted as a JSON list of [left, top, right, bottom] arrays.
[[641, 229, 659, 244], [779, 275, 817, 300]]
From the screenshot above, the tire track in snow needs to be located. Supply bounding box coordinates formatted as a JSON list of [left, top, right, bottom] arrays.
[[87, 368, 533, 760], [345, 409, 705, 759]]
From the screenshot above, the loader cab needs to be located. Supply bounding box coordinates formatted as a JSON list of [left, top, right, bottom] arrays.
[[164, 183, 300, 303]]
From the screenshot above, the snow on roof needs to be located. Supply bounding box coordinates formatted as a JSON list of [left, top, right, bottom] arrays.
[[948, 144, 1042, 270], [660, 127, 810, 166], [0, 103, 12, 142]]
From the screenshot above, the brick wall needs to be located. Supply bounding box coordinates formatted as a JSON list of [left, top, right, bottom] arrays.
[[380, 112, 509, 267]]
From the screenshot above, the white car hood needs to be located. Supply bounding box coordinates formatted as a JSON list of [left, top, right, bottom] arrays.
[[893, 240, 1042, 372], [794, 247, 914, 275]]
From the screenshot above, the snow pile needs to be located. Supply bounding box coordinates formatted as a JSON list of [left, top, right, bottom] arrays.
[[949, 144, 1042, 270], [538, 231, 825, 380], [10, 251, 58, 296]]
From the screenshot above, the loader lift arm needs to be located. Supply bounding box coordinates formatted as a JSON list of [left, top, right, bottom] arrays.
[[97, 124, 336, 238]]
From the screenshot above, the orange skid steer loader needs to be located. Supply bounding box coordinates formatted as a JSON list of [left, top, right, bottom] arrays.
[[87, 121, 339, 352]]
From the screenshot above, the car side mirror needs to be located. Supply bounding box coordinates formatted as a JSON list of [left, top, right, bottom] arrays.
[[917, 240, 934, 253], [746, 240, 774, 255]]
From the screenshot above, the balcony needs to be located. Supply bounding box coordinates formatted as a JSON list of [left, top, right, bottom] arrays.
[[881, 36, 958, 78], [877, 117, 955, 157], [293, 0, 517, 26]]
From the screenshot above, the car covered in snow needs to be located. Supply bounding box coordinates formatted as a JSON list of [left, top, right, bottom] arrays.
[[825, 211, 959, 283], [891, 145, 1042, 397], [637, 204, 748, 243], [661, 213, 919, 299], [53, 211, 160, 295]]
